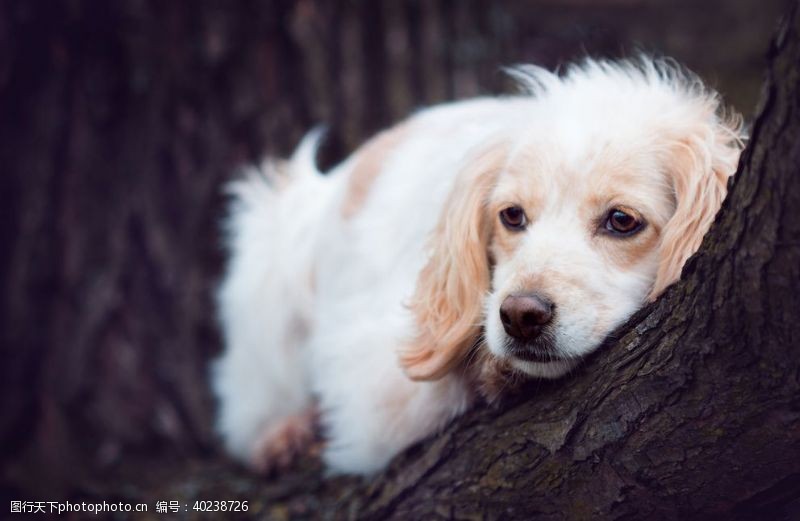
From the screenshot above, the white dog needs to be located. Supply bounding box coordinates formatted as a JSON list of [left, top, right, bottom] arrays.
[[212, 57, 744, 476]]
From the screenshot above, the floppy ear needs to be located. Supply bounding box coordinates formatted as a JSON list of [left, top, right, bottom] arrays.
[[399, 146, 508, 381], [650, 110, 745, 298]]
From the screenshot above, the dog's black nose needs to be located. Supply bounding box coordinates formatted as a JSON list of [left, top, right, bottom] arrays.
[[499, 293, 554, 341]]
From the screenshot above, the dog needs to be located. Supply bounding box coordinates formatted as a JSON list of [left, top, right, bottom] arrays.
[[212, 57, 745, 476]]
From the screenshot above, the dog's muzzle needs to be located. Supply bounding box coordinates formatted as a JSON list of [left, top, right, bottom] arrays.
[[499, 292, 560, 362]]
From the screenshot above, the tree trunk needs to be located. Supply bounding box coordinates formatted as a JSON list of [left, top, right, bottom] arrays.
[[1, 0, 797, 519]]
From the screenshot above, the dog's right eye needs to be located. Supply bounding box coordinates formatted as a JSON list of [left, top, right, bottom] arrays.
[[499, 206, 527, 230]]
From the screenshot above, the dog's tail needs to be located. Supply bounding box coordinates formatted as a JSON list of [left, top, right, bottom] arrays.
[[288, 126, 326, 180], [222, 126, 325, 216]]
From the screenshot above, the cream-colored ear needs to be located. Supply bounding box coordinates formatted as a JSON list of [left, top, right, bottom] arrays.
[[399, 146, 508, 381], [650, 111, 745, 298]]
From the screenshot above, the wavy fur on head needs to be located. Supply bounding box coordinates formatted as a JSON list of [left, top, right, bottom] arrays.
[[509, 58, 744, 298], [213, 56, 745, 476]]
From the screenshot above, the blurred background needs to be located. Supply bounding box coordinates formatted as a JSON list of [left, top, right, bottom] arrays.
[[0, 0, 788, 501]]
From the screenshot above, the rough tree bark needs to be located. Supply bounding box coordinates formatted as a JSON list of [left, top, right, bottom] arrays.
[[0, 0, 796, 519]]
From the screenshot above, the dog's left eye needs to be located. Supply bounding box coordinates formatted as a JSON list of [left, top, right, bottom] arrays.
[[605, 208, 643, 235], [499, 206, 527, 230]]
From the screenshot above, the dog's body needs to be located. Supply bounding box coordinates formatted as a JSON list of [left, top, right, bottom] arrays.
[[213, 58, 744, 475]]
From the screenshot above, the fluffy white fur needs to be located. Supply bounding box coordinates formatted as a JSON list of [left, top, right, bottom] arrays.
[[212, 57, 745, 475]]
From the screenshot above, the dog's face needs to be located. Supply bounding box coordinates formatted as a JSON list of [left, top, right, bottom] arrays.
[[483, 136, 680, 377], [399, 60, 744, 383]]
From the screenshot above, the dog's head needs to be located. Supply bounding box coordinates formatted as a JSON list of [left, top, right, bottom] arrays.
[[400, 58, 744, 382]]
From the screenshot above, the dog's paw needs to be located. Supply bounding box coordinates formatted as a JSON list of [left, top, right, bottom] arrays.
[[250, 408, 318, 474]]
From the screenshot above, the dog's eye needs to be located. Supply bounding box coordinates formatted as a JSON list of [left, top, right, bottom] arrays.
[[605, 209, 643, 235], [499, 206, 527, 230]]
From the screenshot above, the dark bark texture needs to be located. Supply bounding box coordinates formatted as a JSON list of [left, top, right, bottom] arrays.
[[1, 0, 797, 519]]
